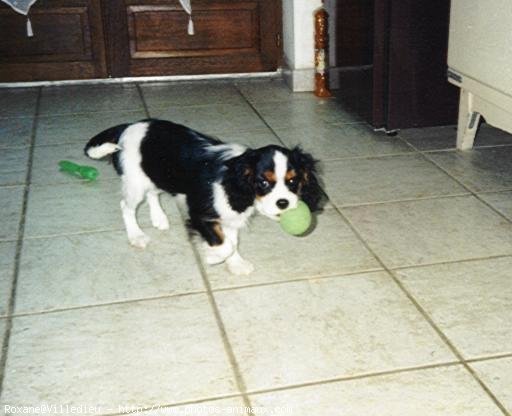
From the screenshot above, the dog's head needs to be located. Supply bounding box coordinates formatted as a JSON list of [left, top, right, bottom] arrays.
[[225, 145, 322, 220]]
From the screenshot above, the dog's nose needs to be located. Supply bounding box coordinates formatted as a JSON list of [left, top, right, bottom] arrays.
[[276, 199, 289, 210]]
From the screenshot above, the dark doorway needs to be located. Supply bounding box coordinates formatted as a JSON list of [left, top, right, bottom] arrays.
[[334, 0, 459, 130]]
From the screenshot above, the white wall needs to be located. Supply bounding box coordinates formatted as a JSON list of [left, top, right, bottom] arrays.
[[282, 0, 322, 91]]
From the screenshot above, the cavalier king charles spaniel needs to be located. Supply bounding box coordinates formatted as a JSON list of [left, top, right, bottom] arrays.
[[85, 119, 321, 275]]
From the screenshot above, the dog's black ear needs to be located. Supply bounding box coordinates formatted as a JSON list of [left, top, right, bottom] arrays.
[[290, 147, 322, 211], [223, 149, 259, 193]]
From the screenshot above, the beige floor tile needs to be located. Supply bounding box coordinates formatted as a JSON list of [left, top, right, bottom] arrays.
[[396, 257, 512, 358], [1, 295, 237, 408], [342, 196, 512, 268], [323, 154, 468, 206], [141, 82, 246, 108], [31, 143, 119, 186], [0, 242, 16, 316], [0, 186, 24, 241], [204, 210, 381, 289], [150, 103, 267, 135], [215, 273, 455, 391], [400, 124, 512, 151], [36, 111, 146, 146], [0, 88, 38, 118], [0, 147, 29, 186], [0, 117, 33, 148], [24, 182, 181, 238], [236, 79, 317, 103], [138, 398, 247, 416], [428, 147, 512, 192], [15, 228, 204, 314], [276, 123, 412, 160], [219, 129, 282, 148], [39, 84, 144, 116], [251, 366, 502, 416], [253, 100, 362, 130], [471, 357, 512, 413], [399, 126, 458, 151], [478, 191, 512, 220]]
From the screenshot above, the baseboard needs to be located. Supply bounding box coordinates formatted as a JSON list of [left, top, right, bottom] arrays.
[[0, 70, 283, 89]]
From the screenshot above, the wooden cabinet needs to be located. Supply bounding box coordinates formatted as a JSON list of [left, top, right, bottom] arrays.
[[0, 0, 281, 82], [0, 0, 107, 82]]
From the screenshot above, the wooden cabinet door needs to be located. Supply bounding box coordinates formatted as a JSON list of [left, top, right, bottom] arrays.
[[0, 0, 107, 82], [104, 0, 282, 77]]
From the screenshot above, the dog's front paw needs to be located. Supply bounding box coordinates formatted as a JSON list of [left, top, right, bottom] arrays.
[[129, 233, 150, 249], [204, 241, 234, 265], [227, 256, 254, 275]]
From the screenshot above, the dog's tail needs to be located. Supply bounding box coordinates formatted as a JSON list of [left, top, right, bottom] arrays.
[[84, 124, 130, 159]]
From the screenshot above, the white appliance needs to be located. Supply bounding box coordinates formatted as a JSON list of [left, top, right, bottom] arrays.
[[447, 0, 512, 149]]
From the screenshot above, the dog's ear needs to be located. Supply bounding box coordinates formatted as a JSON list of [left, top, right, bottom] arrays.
[[224, 149, 259, 193], [290, 147, 323, 211]]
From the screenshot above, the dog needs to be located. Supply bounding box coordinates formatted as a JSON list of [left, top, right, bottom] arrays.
[[84, 119, 321, 275]]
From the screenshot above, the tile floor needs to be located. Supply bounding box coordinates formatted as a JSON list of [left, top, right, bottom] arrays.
[[0, 79, 511, 416]]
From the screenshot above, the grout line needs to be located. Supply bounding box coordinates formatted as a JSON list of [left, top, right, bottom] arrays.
[[232, 84, 289, 148], [247, 361, 462, 397], [21, 215, 186, 241], [419, 151, 512, 226], [0, 267, 385, 321], [390, 253, 512, 272], [329, 203, 511, 416], [92, 393, 248, 416], [27, 127, 282, 149], [209, 267, 385, 294], [0, 87, 42, 398], [319, 150, 417, 162], [476, 188, 512, 196], [6, 290, 207, 319], [178, 214, 252, 410], [136, 83, 151, 118], [466, 353, 512, 364], [335, 192, 473, 209], [405, 142, 512, 154]]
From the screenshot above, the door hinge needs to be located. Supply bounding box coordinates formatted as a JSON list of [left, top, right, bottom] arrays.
[[276, 33, 281, 48]]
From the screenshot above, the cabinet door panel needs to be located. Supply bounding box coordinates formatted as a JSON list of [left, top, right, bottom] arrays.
[[107, 0, 281, 77], [0, 0, 107, 82]]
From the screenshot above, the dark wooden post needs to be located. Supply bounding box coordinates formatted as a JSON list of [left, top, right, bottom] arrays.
[[314, 1, 332, 97]]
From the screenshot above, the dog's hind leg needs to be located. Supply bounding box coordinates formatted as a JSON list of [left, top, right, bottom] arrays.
[[121, 180, 150, 249], [146, 190, 170, 230]]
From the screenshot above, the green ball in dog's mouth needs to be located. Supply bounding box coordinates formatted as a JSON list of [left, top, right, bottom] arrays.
[[279, 201, 312, 236]]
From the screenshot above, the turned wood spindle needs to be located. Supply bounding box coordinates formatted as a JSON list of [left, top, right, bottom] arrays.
[[314, 4, 332, 98]]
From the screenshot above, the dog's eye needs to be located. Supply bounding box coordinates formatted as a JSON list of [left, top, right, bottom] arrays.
[[258, 179, 270, 189], [286, 177, 296, 185]]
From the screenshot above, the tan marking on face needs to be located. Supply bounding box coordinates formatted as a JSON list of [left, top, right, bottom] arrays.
[[285, 169, 297, 181], [263, 170, 277, 183]]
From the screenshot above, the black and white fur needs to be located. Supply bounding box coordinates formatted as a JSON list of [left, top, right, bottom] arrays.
[[85, 119, 321, 275]]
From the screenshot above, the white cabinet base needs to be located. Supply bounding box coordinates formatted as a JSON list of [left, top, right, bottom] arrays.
[[449, 73, 512, 150]]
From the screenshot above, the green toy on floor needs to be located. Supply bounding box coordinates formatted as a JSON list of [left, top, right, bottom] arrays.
[[58, 160, 99, 181]]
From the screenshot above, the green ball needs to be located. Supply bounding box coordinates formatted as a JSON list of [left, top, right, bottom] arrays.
[[279, 201, 312, 236]]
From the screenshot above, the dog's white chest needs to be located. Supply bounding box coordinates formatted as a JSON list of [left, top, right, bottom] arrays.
[[213, 182, 254, 229]]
